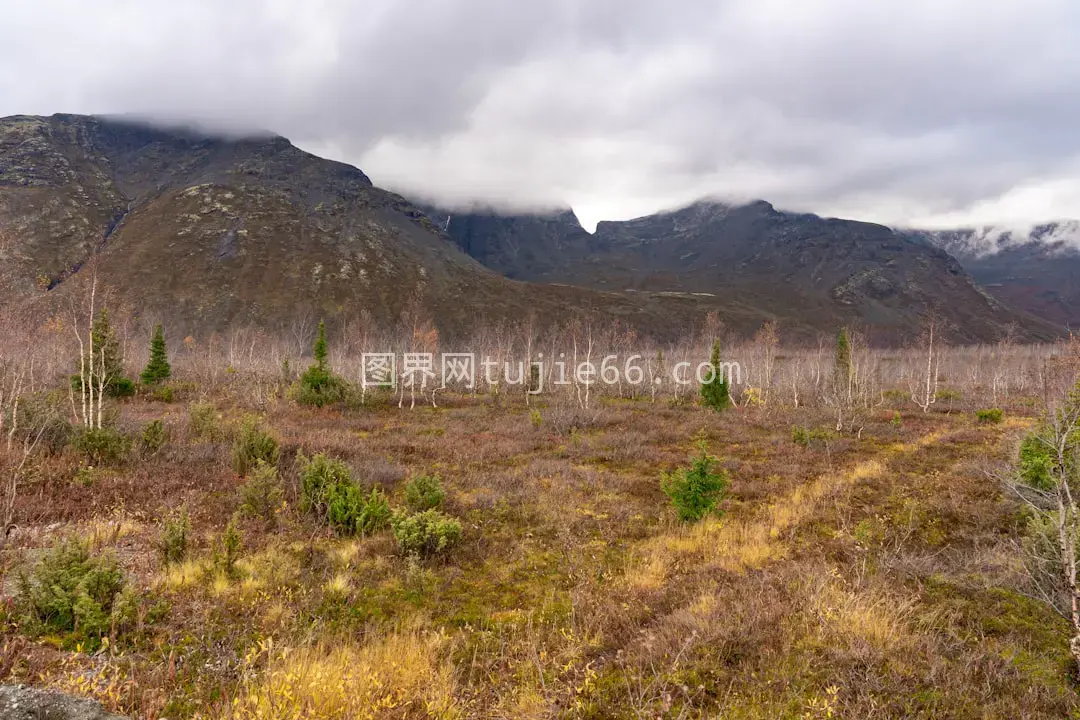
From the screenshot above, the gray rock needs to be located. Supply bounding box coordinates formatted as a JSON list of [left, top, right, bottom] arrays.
[[0, 684, 127, 720]]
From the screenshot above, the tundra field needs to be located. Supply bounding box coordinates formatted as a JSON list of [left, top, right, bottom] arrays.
[[2, 315, 1080, 719]]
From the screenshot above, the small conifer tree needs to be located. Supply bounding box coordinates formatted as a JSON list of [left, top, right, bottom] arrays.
[[295, 320, 345, 407], [140, 324, 171, 385], [700, 339, 730, 411], [313, 319, 329, 370], [662, 438, 730, 521], [835, 326, 852, 392]]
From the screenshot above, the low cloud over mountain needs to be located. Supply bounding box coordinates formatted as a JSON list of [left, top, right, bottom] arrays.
[[3, 1, 1080, 230]]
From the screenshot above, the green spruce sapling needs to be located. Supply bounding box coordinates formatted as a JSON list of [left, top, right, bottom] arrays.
[[140, 324, 171, 385]]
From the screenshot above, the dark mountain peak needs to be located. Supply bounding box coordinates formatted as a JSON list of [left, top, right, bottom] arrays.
[[436, 193, 1060, 341], [410, 201, 591, 279], [0, 113, 373, 199], [417, 201, 583, 229]]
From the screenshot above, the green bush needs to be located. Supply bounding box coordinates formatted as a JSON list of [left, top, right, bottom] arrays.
[[159, 507, 190, 565], [792, 425, 832, 448], [300, 453, 353, 513], [300, 453, 391, 535], [661, 440, 730, 522], [150, 385, 175, 403], [935, 388, 962, 402], [391, 509, 463, 557], [356, 488, 392, 535], [70, 426, 131, 465], [238, 460, 284, 524], [188, 402, 222, 441], [291, 373, 347, 408], [976, 408, 1005, 424], [16, 539, 129, 640], [231, 415, 279, 476], [140, 419, 168, 456], [404, 474, 446, 512], [1019, 433, 1056, 491]]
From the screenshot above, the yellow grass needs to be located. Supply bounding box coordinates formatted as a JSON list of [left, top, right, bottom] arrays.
[[323, 572, 352, 598], [79, 515, 142, 548], [810, 579, 916, 653], [228, 628, 462, 720], [157, 558, 208, 590]]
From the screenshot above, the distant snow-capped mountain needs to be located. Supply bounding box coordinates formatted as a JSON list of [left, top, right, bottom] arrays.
[[909, 221, 1080, 259], [905, 222, 1080, 329]]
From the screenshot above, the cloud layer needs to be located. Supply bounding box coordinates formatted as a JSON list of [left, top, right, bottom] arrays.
[[3, 0, 1079, 230]]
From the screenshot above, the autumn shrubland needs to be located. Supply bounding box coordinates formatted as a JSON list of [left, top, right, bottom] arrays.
[[1, 304, 1079, 719]]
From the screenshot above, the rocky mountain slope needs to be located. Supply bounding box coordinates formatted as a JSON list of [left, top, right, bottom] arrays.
[[908, 224, 1080, 330], [0, 114, 722, 340], [425, 200, 1063, 343], [0, 113, 1064, 344]]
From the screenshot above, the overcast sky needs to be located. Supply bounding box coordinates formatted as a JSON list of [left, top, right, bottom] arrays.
[[3, 0, 1079, 232]]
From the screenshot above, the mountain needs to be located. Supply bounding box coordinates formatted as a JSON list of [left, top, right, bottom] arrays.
[[0, 114, 726, 341], [909, 224, 1080, 330], [0, 113, 1063, 344], [424, 200, 1063, 343]]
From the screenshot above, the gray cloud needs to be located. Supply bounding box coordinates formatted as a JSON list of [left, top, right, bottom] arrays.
[[3, 0, 1079, 230]]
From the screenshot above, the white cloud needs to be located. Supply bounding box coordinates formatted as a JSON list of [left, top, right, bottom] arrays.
[[3, 0, 1080, 230]]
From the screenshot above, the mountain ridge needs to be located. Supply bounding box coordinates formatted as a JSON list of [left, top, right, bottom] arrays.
[[0, 113, 1064, 344], [420, 197, 1062, 343]]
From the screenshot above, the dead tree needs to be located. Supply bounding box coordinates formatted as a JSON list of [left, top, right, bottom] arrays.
[[910, 316, 940, 413]]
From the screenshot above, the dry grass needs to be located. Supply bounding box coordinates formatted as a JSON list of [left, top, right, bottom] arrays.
[[2, 365, 1078, 719], [228, 627, 461, 720]]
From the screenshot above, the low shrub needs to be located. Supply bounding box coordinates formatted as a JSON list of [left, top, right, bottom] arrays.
[[15, 538, 132, 640], [140, 419, 168, 456], [300, 453, 353, 513], [404, 474, 446, 512], [290, 372, 347, 408], [792, 425, 833, 448], [214, 518, 243, 579], [188, 402, 222, 441], [976, 407, 1005, 424], [150, 385, 175, 403], [661, 440, 730, 522], [14, 391, 72, 455], [159, 507, 190, 565], [391, 510, 463, 557], [546, 403, 605, 436], [882, 389, 907, 402], [935, 388, 962, 402], [238, 460, 284, 523], [1019, 433, 1056, 491], [300, 453, 392, 535], [231, 415, 279, 476], [70, 426, 131, 465]]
